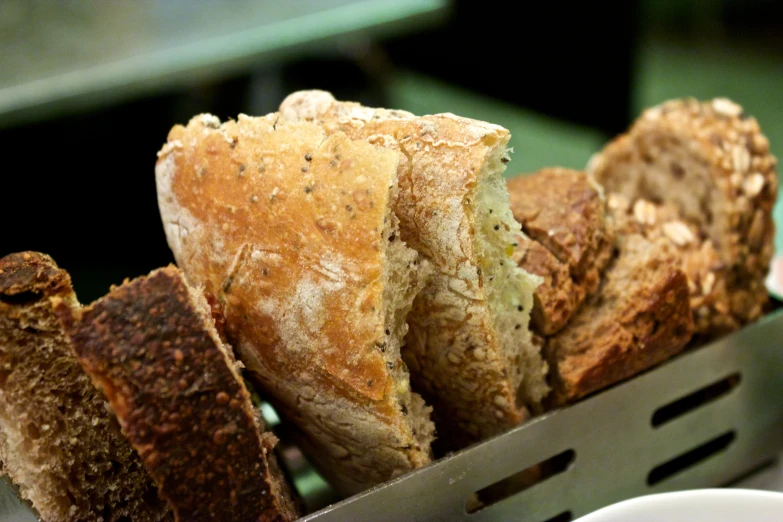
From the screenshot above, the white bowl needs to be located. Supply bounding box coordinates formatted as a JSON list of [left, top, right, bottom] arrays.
[[576, 489, 783, 522]]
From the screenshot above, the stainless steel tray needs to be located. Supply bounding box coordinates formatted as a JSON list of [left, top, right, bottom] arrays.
[[305, 307, 783, 521], [2, 308, 782, 522]]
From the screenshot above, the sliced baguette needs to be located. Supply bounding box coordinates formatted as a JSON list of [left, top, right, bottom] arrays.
[[155, 114, 434, 494], [0, 252, 171, 522], [279, 91, 545, 450], [56, 266, 300, 521]]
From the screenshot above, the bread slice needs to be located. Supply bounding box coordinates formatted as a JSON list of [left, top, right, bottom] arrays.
[[279, 90, 545, 450], [545, 234, 694, 405], [507, 168, 614, 335], [0, 252, 171, 522], [155, 113, 434, 494], [588, 98, 777, 334], [607, 194, 738, 337], [56, 266, 300, 521]]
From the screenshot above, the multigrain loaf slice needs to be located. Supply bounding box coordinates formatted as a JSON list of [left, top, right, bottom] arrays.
[[156, 113, 434, 495], [56, 266, 299, 522], [588, 98, 777, 334], [545, 234, 694, 405], [0, 252, 171, 522], [607, 194, 736, 337], [507, 168, 614, 335], [280, 90, 545, 451]]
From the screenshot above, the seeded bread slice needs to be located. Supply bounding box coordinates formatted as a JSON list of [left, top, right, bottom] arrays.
[[546, 234, 694, 405], [607, 194, 740, 337], [508, 168, 614, 335], [588, 98, 777, 335], [156, 113, 435, 495], [0, 252, 171, 522], [56, 266, 299, 522], [279, 90, 545, 451]]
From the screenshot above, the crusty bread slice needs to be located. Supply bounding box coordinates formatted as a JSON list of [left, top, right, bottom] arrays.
[[155, 114, 435, 494], [56, 266, 300, 521], [279, 91, 546, 450], [545, 234, 694, 405], [588, 98, 777, 334], [508, 169, 614, 335], [0, 252, 171, 522]]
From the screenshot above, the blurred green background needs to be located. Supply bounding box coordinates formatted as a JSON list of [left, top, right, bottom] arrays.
[[3, 0, 781, 295], [1, 0, 782, 513]]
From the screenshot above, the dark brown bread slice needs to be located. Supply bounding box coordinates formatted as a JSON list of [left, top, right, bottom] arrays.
[[56, 266, 299, 522], [508, 169, 614, 335], [0, 252, 171, 522], [511, 234, 585, 336], [545, 234, 694, 405]]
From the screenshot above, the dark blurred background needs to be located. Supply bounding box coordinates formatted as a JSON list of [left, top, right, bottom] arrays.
[[1, 0, 782, 303]]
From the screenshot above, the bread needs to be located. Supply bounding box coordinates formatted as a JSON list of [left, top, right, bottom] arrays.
[[56, 266, 300, 522], [607, 194, 735, 337], [546, 234, 694, 405], [0, 252, 171, 522], [588, 98, 777, 334], [507, 168, 614, 335], [279, 90, 546, 450], [155, 113, 435, 494]]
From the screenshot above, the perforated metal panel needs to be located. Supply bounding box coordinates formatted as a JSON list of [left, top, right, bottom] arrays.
[[304, 309, 783, 521]]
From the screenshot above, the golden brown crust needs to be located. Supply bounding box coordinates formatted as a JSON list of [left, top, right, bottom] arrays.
[[56, 267, 298, 522], [546, 234, 694, 405], [280, 91, 546, 449], [156, 113, 433, 494], [507, 169, 614, 335], [589, 98, 776, 334]]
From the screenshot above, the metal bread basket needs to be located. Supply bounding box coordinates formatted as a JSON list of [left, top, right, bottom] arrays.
[[3, 304, 782, 522]]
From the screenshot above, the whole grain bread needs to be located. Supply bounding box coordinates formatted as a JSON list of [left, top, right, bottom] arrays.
[[0, 252, 171, 522], [56, 266, 299, 522], [279, 90, 545, 451], [507, 168, 614, 335], [607, 194, 739, 337], [588, 98, 777, 335], [545, 234, 694, 405], [156, 113, 435, 494]]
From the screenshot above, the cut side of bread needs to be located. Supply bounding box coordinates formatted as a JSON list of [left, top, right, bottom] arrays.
[[545, 234, 694, 405], [508, 168, 614, 335], [56, 266, 300, 522], [155, 113, 434, 495], [280, 90, 545, 450], [608, 194, 738, 337], [0, 252, 171, 522], [588, 98, 777, 334]]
